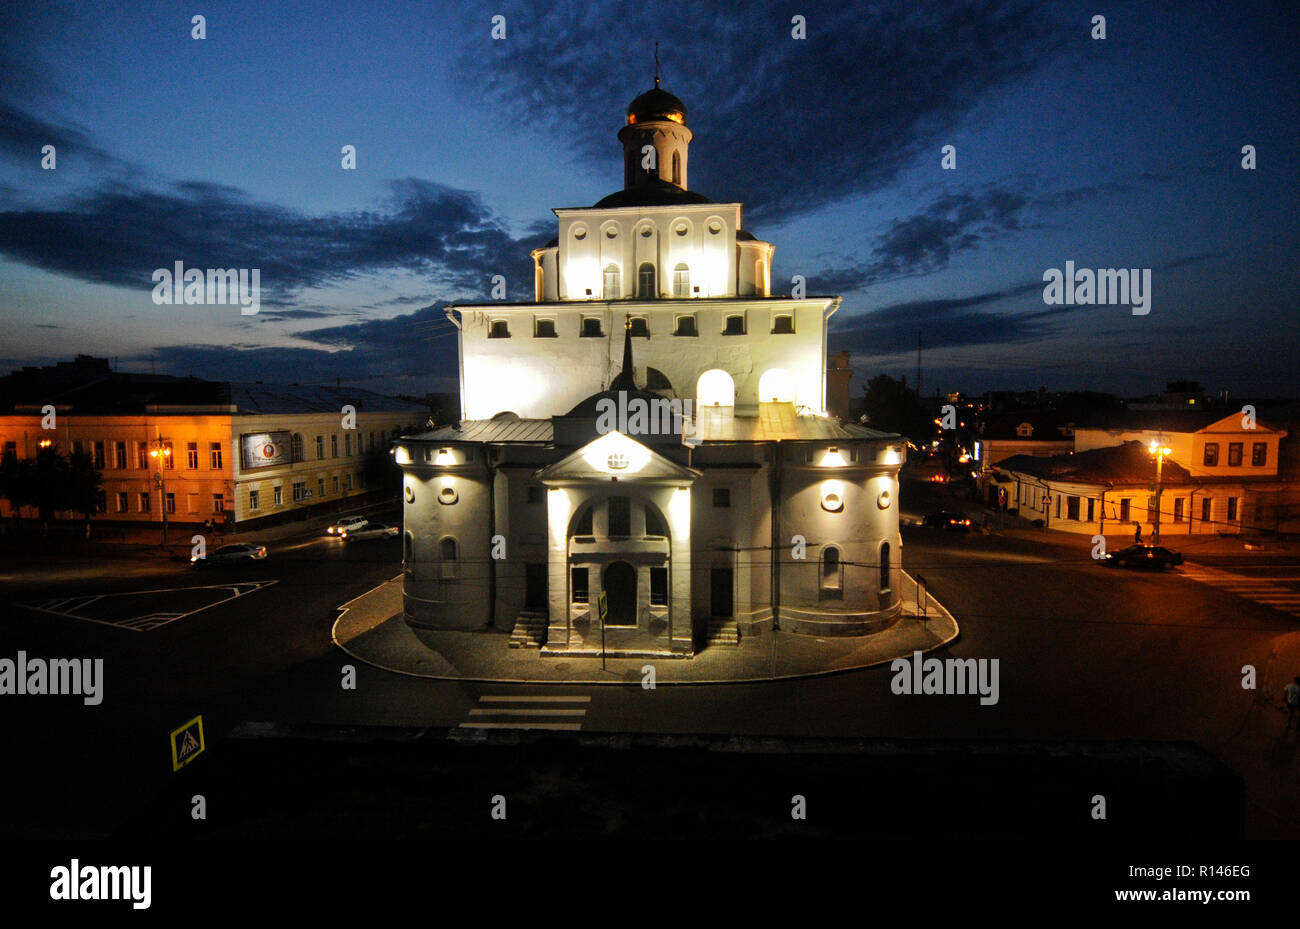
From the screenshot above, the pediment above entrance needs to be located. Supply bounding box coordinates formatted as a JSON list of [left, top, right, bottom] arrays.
[[536, 431, 700, 484]]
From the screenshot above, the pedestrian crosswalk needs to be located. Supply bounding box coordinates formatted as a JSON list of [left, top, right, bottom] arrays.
[[1180, 564, 1300, 618], [458, 694, 591, 731]]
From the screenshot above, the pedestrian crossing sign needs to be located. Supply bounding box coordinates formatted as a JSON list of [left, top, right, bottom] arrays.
[[170, 715, 205, 772], [598, 591, 608, 621]]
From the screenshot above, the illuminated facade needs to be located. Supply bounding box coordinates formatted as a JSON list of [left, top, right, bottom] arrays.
[[398, 83, 906, 656]]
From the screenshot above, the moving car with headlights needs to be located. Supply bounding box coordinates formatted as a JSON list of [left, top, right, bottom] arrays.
[[192, 542, 268, 568], [1103, 544, 1183, 569], [327, 516, 369, 536], [340, 521, 399, 541], [922, 510, 972, 530]]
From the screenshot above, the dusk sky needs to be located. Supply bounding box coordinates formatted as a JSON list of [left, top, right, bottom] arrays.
[[1, 0, 1297, 400]]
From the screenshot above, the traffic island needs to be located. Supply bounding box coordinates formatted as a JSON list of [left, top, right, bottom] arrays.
[[332, 571, 959, 684]]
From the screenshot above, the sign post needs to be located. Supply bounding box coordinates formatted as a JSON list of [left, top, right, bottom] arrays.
[[598, 590, 608, 671], [915, 574, 928, 623]]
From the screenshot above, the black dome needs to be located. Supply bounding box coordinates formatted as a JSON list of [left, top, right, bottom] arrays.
[[594, 176, 712, 209], [627, 86, 686, 123]]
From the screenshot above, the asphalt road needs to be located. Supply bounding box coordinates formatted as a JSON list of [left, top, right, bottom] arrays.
[[3, 503, 1300, 837]]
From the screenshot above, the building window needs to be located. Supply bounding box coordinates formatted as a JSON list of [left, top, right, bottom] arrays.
[[1173, 498, 1185, 522], [1252, 442, 1267, 467], [332, 476, 339, 494], [608, 496, 631, 537], [1227, 497, 1239, 521], [291, 433, 304, 462], [771, 313, 794, 334], [671, 151, 681, 185], [572, 567, 589, 604], [274, 486, 283, 506], [114, 441, 127, 469], [316, 435, 325, 459], [344, 474, 353, 492], [331, 435, 339, 458], [650, 566, 668, 606], [488, 319, 510, 338], [440, 537, 459, 580], [673, 263, 690, 297], [526, 485, 544, 505], [94, 489, 107, 513], [1119, 498, 1131, 523], [535, 318, 557, 338], [638, 262, 656, 298], [644, 505, 667, 537], [210, 442, 223, 469], [186, 442, 199, 469], [137, 442, 149, 469], [713, 487, 731, 508], [116, 491, 129, 513], [292, 481, 307, 502], [603, 265, 620, 299], [318, 478, 326, 497], [880, 542, 892, 591], [249, 489, 260, 511], [722, 314, 746, 335], [165, 492, 176, 514], [368, 432, 375, 452], [1201, 497, 1211, 523], [212, 494, 224, 513], [581, 317, 604, 338], [344, 434, 352, 457], [1066, 496, 1080, 520], [573, 505, 593, 536], [674, 315, 697, 337], [628, 316, 649, 337], [821, 547, 842, 597], [1086, 498, 1095, 522], [1228, 442, 1242, 467], [1203, 442, 1219, 466], [139, 492, 151, 513], [89, 441, 104, 469]]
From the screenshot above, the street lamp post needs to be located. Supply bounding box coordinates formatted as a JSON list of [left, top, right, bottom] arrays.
[[1149, 442, 1171, 545], [149, 437, 172, 545]]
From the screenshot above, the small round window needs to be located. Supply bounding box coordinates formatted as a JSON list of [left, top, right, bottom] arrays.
[[708, 222, 722, 235], [640, 227, 652, 238], [573, 226, 587, 240], [438, 486, 458, 505], [675, 225, 688, 237], [404, 485, 415, 503], [605, 227, 618, 239]]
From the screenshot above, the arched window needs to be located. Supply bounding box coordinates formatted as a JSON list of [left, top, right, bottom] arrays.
[[638, 263, 656, 298], [880, 542, 892, 592], [628, 316, 649, 337], [671, 151, 681, 185], [644, 504, 668, 537], [821, 546, 842, 596], [488, 319, 510, 338], [673, 263, 691, 297], [440, 537, 458, 580], [581, 317, 604, 338], [696, 369, 735, 407], [722, 313, 746, 335], [603, 264, 620, 299]]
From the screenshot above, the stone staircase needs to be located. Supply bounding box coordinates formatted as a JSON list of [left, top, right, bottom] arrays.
[[509, 611, 548, 648], [704, 618, 739, 648]]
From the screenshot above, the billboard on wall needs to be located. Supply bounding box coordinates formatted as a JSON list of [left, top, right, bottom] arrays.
[[240, 431, 291, 469]]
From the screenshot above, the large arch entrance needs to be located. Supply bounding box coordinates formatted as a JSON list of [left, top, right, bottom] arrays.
[[603, 561, 637, 626]]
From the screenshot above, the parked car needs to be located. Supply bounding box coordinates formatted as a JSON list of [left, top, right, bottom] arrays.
[[192, 542, 268, 568], [922, 510, 972, 530], [327, 516, 369, 536], [340, 521, 399, 541], [1103, 544, 1183, 569]]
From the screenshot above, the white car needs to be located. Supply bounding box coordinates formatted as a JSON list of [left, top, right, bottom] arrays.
[[327, 516, 369, 536], [192, 542, 268, 568], [340, 521, 399, 541]]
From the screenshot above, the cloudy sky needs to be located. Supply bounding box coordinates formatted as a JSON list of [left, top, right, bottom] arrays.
[[1, 0, 1297, 399]]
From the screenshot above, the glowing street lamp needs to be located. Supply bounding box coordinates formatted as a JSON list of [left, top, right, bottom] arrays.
[[149, 438, 172, 545], [1149, 441, 1172, 545]]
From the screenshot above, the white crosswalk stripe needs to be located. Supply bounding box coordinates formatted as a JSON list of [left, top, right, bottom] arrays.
[[458, 694, 590, 730], [1181, 564, 1300, 618]]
